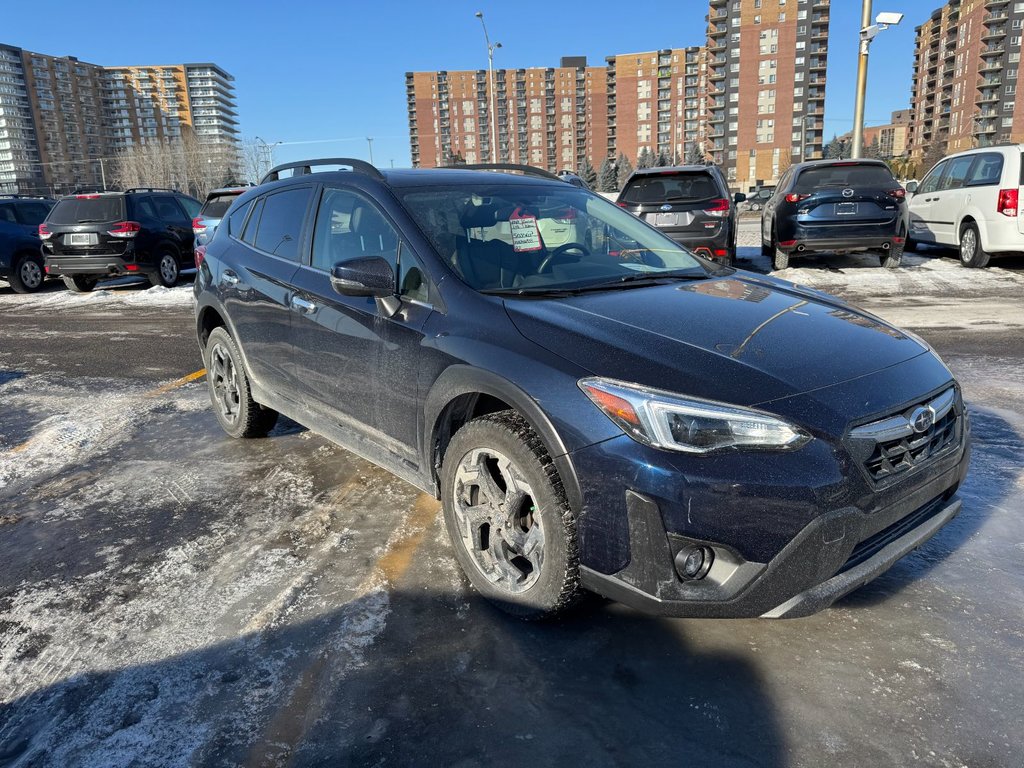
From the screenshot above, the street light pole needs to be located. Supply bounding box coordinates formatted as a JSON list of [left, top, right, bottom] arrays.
[[366, 136, 374, 165], [851, 0, 873, 159], [475, 11, 502, 163]]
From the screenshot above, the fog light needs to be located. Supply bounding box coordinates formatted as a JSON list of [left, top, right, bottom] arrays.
[[674, 545, 714, 581]]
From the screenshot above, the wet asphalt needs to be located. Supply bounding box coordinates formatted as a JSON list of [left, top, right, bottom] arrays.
[[0, 254, 1022, 767]]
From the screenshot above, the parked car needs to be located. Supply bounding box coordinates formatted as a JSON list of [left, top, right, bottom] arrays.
[[195, 159, 969, 621], [557, 170, 590, 189], [760, 159, 909, 270], [906, 145, 1024, 267], [193, 186, 251, 248], [0, 195, 54, 293], [616, 165, 745, 264], [41, 188, 202, 292], [744, 186, 775, 212]]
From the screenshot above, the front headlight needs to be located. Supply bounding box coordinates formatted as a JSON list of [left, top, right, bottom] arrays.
[[579, 377, 810, 454]]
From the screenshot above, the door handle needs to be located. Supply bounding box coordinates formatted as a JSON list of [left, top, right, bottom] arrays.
[[291, 295, 317, 314], [222, 270, 239, 286]]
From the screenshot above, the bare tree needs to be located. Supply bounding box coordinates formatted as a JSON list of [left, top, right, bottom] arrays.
[[240, 138, 274, 185], [111, 133, 240, 198]]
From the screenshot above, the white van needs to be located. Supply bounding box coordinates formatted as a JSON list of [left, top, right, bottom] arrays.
[[906, 144, 1024, 267]]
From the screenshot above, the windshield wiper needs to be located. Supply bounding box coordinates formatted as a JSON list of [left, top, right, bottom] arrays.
[[482, 271, 710, 298]]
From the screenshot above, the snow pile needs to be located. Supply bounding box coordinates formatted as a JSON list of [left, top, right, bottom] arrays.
[[0, 283, 195, 311]]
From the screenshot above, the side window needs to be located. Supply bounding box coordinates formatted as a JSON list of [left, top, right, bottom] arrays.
[[227, 199, 253, 238], [311, 187, 399, 274], [177, 196, 201, 218], [241, 197, 264, 246], [966, 153, 1004, 187], [399, 257, 430, 304], [253, 187, 313, 261], [917, 161, 947, 195], [940, 156, 974, 191], [16, 202, 51, 225], [134, 196, 158, 220], [0, 204, 18, 223], [153, 196, 184, 223]]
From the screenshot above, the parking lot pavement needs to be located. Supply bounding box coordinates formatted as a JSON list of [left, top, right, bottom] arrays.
[[1, 270, 1023, 766]]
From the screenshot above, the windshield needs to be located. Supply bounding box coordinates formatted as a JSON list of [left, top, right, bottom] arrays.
[[398, 183, 707, 293], [47, 196, 124, 224], [621, 172, 719, 204], [793, 164, 896, 192]]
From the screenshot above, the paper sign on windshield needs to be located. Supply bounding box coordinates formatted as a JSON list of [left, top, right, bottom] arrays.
[[509, 210, 542, 252]]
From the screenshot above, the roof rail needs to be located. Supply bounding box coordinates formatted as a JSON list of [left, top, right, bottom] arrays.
[[442, 163, 561, 181], [125, 187, 177, 194], [260, 158, 385, 184], [0, 193, 49, 200]]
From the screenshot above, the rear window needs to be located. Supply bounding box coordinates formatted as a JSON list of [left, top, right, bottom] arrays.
[[201, 193, 241, 219], [793, 164, 896, 193], [48, 196, 125, 224], [621, 172, 721, 204]]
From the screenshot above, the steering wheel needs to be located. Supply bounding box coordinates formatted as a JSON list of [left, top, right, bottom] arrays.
[[537, 242, 590, 274]]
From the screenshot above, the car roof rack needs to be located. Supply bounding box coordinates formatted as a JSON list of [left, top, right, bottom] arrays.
[[0, 193, 49, 200], [125, 187, 177, 194], [442, 163, 561, 181], [260, 158, 385, 184]]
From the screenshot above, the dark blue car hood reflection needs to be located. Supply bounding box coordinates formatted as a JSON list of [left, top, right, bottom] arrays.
[[504, 273, 928, 407]]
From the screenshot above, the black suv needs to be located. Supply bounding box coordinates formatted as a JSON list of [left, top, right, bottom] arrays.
[[760, 159, 909, 271], [41, 188, 202, 292], [0, 195, 54, 293], [617, 165, 745, 264], [195, 159, 969, 620]]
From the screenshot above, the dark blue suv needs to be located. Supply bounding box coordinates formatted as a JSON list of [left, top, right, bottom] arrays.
[[194, 159, 970, 620], [0, 195, 54, 293]]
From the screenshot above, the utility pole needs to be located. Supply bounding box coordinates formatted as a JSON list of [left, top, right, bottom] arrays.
[[475, 11, 502, 163], [366, 137, 374, 165], [851, 0, 873, 159]]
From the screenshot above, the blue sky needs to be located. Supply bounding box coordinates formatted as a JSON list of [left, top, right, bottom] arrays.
[[6, 0, 939, 167]]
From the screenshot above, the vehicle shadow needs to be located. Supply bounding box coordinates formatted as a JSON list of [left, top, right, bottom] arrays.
[[836, 403, 1020, 609], [0, 588, 785, 767]]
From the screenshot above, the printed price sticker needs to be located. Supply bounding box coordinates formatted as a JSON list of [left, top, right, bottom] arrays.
[[509, 209, 542, 252]]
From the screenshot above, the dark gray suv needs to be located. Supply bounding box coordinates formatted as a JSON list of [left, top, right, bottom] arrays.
[[617, 165, 745, 264]]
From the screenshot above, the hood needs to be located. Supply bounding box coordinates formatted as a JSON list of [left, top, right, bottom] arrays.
[[504, 272, 928, 406]]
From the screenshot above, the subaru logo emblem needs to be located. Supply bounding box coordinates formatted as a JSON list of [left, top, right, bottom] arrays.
[[660, 204, 673, 211], [910, 406, 935, 434], [842, 188, 854, 198]]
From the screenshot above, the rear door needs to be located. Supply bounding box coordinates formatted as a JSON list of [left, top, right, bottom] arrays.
[[908, 160, 948, 244], [221, 186, 314, 398], [14, 200, 52, 234], [620, 171, 729, 246], [151, 194, 193, 257], [789, 163, 902, 227]]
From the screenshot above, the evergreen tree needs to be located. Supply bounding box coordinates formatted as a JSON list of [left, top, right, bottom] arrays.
[[615, 153, 634, 189], [578, 157, 598, 188], [654, 150, 671, 167], [823, 134, 842, 160], [865, 136, 882, 160], [684, 142, 705, 166], [598, 158, 618, 192], [637, 147, 654, 169]]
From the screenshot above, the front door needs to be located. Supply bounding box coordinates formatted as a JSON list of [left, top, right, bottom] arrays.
[[908, 160, 948, 244]]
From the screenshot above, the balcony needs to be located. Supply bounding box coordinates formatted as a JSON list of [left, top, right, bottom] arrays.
[[982, 26, 1007, 40]]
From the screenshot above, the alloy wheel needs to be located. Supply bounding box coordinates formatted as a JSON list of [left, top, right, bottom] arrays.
[[209, 342, 241, 425], [19, 259, 42, 290], [160, 254, 178, 285], [452, 447, 545, 593]]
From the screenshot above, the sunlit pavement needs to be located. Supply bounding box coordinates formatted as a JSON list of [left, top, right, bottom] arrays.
[[0, 266, 1022, 766]]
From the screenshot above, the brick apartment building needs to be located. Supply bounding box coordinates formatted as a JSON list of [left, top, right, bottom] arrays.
[[837, 110, 911, 158], [406, 0, 829, 191], [909, 0, 1024, 163], [0, 43, 239, 195]]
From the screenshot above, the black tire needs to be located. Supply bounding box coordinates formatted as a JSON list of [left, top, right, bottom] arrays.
[[773, 246, 790, 271], [9, 253, 45, 294], [958, 222, 991, 268], [880, 249, 902, 269], [204, 327, 278, 439], [440, 410, 581, 620], [761, 220, 774, 259], [904, 236, 918, 253], [62, 275, 98, 293], [150, 249, 180, 287]]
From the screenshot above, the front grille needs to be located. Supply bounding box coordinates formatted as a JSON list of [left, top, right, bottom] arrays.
[[838, 494, 947, 574], [848, 386, 961, 484], [864, 408, 957, 481]]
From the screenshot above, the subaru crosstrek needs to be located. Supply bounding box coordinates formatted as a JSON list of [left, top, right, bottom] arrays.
[[194, 159, 970, 620]]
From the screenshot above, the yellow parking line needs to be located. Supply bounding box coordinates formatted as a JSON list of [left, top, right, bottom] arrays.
[[144, 368, 206, 398]]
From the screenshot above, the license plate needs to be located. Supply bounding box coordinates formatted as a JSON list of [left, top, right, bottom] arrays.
[[835, 202, 858, 216], [654, 213, 678, 227], [67, 233, 98, 245]]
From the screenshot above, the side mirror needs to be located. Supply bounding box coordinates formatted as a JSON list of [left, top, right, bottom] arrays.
[[905, 181, 918, 194], [330, 255, 395, 298], [733, 192, 747, 203]]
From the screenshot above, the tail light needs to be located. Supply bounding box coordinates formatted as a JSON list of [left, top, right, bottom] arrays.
[[554, 208, 577, 224], [785, 193, 810, 203], [107, 221, 141, 238], [192, 216, 207, 234], [889, 188, 906, 199], [703, 198, 730, 218], [616, 201, 629, 208], [38, 223, 51, 240], [997, 188, 1018, 217], [76, 194, 100, 199], [194, 245, 207, 269]]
